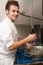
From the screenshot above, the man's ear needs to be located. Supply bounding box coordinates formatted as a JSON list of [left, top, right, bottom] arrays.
[[5, 10, 9, 15]]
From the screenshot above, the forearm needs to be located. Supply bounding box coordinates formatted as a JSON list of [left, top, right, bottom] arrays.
[[8, 33, 37, 51], [8, 37, 28, 51]]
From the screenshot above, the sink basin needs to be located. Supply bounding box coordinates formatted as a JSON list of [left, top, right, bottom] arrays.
[[24, 46, 43, 56]]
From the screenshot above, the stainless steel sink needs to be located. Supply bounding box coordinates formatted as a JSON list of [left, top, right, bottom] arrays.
[[24, 46, 43, 56]]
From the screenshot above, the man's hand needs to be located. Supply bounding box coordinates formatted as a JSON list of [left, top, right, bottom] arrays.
[[26, 43, 33, 49], [26, 33, 37, 42]]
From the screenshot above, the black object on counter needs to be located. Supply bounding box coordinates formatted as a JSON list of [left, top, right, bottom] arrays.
[[41, 27, 43, 43], [30, 25, 42, 45]]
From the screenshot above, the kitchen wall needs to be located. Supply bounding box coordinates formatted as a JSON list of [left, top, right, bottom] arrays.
[[15, 0, 43, 25], [15, 25, 31, 38], [0, 0, 8, 21], [15, 0, 43, 38]]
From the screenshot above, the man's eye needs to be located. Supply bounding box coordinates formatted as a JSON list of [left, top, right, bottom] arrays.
[[12, 10, 19, 13], [17, 11, 19, 13]]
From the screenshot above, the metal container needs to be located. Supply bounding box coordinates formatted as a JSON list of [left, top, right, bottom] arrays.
[[24, 46, 43, 56]]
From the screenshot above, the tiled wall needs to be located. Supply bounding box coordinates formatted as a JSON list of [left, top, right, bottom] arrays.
[[15, 25, 31, 38]]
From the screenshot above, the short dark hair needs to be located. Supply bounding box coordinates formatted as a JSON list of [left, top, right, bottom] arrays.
[[5, 0, 19, 10]]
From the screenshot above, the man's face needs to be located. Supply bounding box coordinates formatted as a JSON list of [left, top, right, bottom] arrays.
[[6, 5, 19, 22]]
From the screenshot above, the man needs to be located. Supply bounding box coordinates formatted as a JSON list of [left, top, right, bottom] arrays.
[[0, 1, 37, 65]]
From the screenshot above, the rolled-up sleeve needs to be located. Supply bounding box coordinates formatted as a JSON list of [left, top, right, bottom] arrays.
[[5, 32, 14, 49]]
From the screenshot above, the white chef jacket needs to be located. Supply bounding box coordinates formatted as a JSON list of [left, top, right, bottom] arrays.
[[0, 16, 18, 58]]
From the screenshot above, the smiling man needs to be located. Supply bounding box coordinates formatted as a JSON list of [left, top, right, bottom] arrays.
[[0, 1, 37, 65]]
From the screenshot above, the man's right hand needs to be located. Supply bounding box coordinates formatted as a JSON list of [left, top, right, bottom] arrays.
[[26, 33, 37, 42]]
